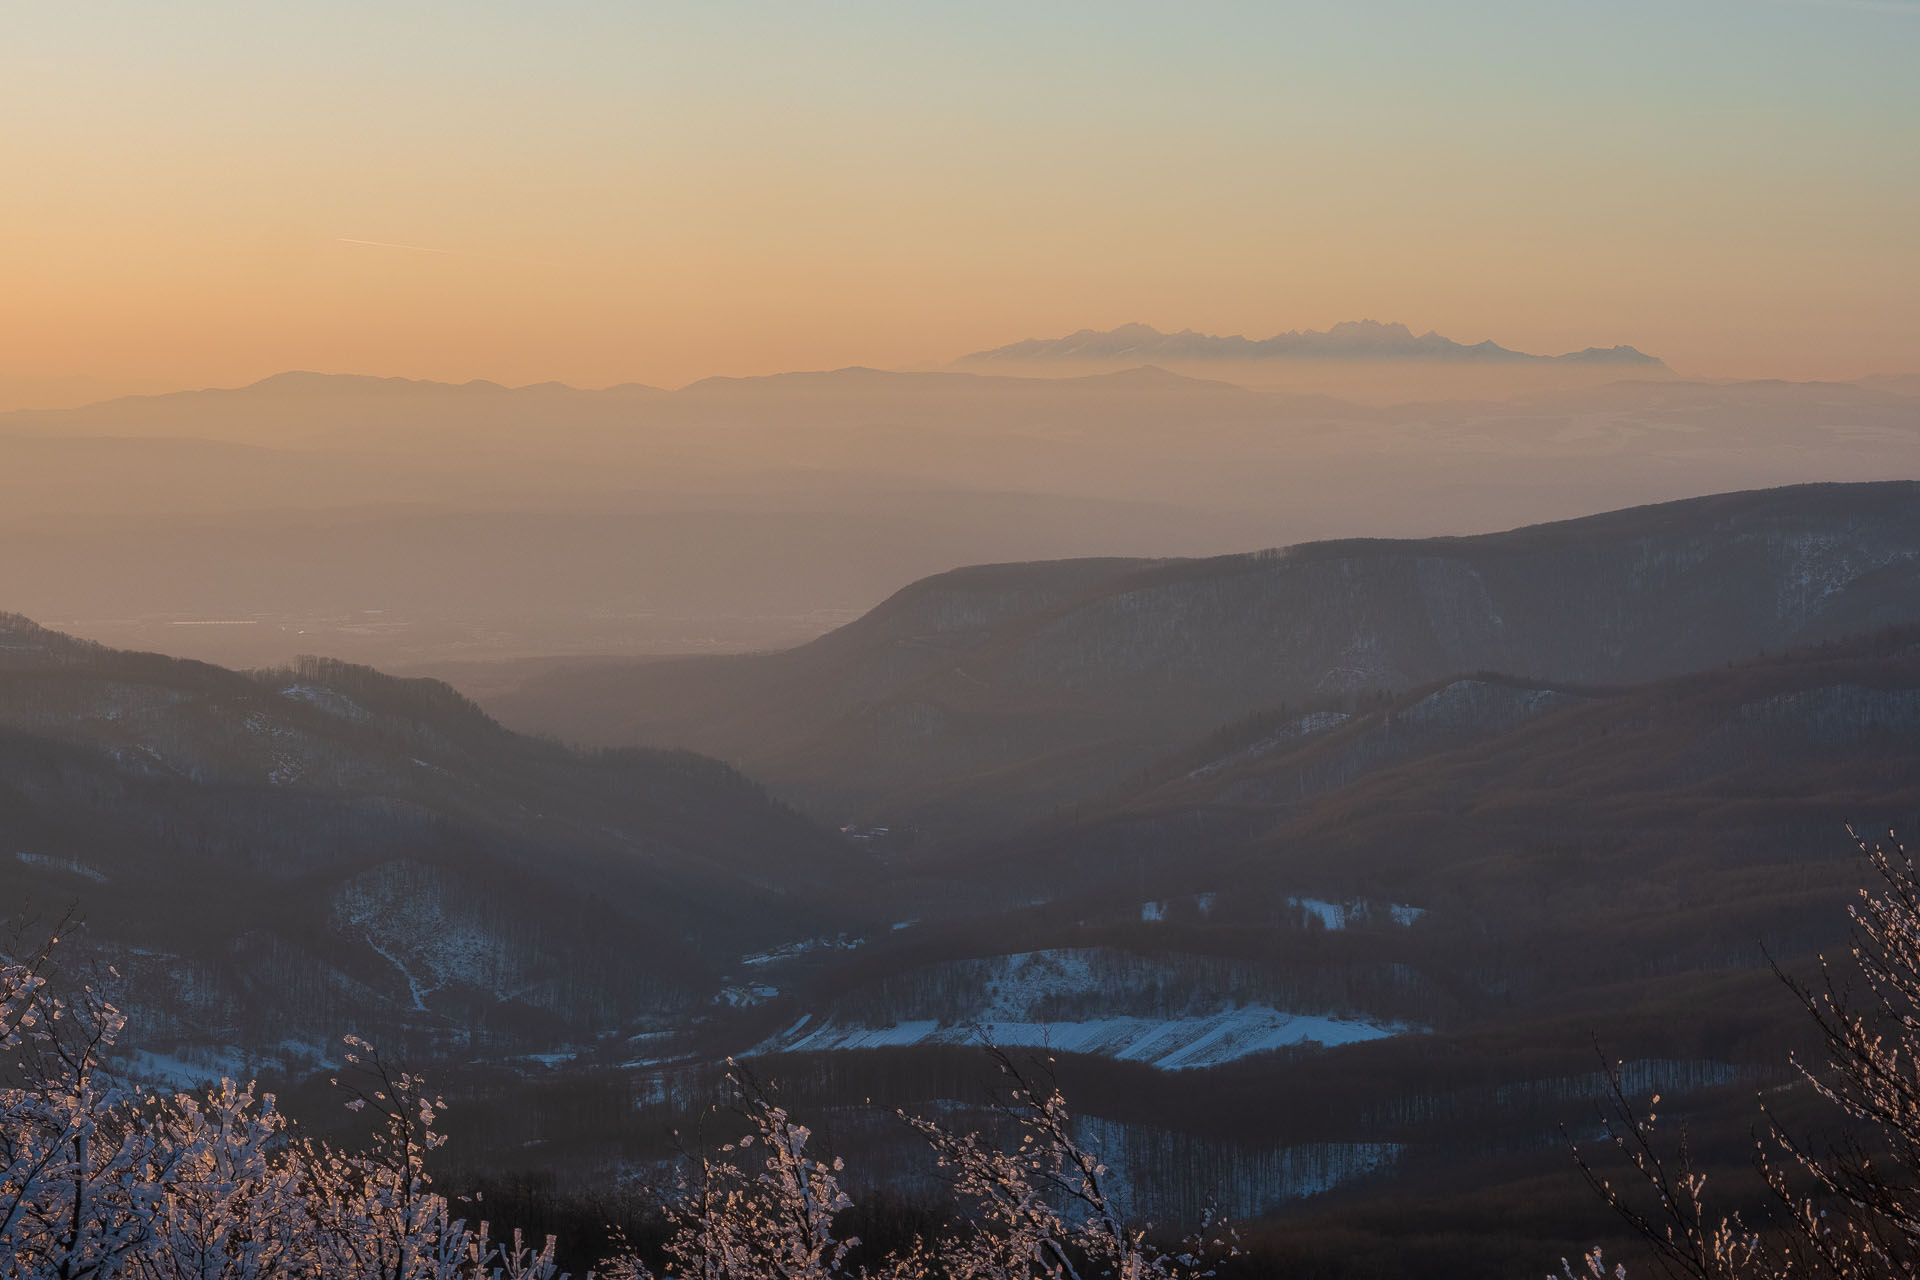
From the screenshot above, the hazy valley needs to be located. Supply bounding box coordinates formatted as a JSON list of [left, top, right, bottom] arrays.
[[11, 453, 1920, 1272], [6, 366, 1918, 672]]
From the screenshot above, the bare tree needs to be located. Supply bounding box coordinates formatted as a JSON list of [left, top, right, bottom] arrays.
[[1565, 827, 1920, 1280], [900, 1044, 1237, 1280]]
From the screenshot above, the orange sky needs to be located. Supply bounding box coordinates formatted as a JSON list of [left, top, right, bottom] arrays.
[[4, 2, 1916, 396]]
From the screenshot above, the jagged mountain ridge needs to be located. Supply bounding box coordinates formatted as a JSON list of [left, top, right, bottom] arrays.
[[959, 320, 1665, 366], [487, 482, 1920, 843], [0, 615, 868, 1074]]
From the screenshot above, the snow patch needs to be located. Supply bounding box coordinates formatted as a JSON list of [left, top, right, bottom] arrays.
[[516, 1052, 578, 1069], [754, 1006, 1407, 1069], [1187, 711, 1351, 779], [1772, 530, 1919, 623], [14, 851, 109, 884], [116, 1046, 254, 1091], [331, 864, 514, 1009], [280, 684, 373, 722], [1289, 897, 1425, 930], [1400, 679, 1575, 728], [741, 935, 864, 967]]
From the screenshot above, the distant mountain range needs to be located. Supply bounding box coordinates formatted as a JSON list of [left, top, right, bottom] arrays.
[[958, 319, 1666, 367]]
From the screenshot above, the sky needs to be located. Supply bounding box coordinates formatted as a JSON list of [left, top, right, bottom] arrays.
[[3, 0, 1917, 393]]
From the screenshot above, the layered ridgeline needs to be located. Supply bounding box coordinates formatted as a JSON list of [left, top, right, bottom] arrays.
[[0, 615, 870, 1080], [950, 319, 1673, 401], [488, 482, 1920, 845], [7, 370, 1920, 670]]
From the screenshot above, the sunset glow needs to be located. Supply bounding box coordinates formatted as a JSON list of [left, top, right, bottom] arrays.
[[5, 0, 1916, 399]]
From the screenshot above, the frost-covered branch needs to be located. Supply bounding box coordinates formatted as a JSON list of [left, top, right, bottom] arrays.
[[1, 936, 1235, 1280], [1566, 827, 1920, 1279]]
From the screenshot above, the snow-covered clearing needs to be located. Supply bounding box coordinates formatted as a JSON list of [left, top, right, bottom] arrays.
[[1289, 896, 1425, 929], [280, 684, 373, 721], [14, 851, 110, 884], [740, 935, 864, 966], [754, 1005, 1406, 1070]]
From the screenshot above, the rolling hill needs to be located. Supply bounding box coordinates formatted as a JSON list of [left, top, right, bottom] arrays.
[[486, 482, 1920, 845]]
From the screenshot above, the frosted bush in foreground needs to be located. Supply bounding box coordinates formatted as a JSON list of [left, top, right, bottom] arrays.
[[0, 938, 550, 1280]]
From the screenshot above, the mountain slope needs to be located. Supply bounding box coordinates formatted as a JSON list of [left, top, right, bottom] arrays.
[[994, 630, 1920, 933], [499, 633, 1920, 1233], [0, 615, 866, 1074], [486, 482, 1920, 843], [728, 630, 1920, 1050]]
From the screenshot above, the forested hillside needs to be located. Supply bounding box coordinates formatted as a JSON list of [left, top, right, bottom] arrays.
[[0, 614, 868, 1076], [489, 482, 1920, 845]]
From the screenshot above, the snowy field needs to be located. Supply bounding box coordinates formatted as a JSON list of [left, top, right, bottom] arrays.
[[754, 1005, 1407, 1070]]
